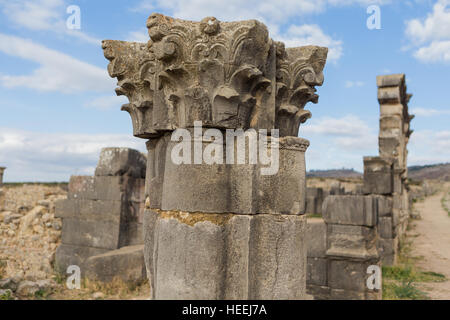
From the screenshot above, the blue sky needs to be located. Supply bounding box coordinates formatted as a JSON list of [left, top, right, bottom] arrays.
[[0, 0, 449, 181]]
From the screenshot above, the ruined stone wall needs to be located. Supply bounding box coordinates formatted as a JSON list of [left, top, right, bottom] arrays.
[[363, 74, 413, 265], [103, 13, 328, 299], [306, 195, 382, 300], [54, 148, 147, 282], [305, 182, 348, 215]]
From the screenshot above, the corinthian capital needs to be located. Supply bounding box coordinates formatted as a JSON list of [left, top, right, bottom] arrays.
[[103, 13, 328, 138], [275, 44, 327, 137]]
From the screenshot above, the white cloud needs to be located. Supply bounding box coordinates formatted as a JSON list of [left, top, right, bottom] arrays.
[[302, 114, 378, 155], [133, 0, 355, 61], [0, 33, 115, 93], [302, 114, 378, 171], [127, 28, 149, 43], [345, 80, 365, 88], [0, 0, 101, 45], [135, 0, 391, 22], [84, 95, 128, 110], [277, 24, 343, 62], [408, 129, 450, 165], [405, 0, 450, 63], [0, 127, 146, 182], [411, 107, 450, 117]]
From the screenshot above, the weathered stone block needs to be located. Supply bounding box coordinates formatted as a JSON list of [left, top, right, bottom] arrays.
[[379, 217, 393, 239], [322, 195, 377, 227], [307, 257, 327, 286], [84, 245, 146, 283], [328, 259, 380, 293], [144, 210, 307, 299], [363, 157, 393, 195], [306, 284, 330, 300], [61, 218, 120, 250], [306, 218, 327, 257], [55, 199, 122, 223], [54, 244, 109, 273], [376, 74, 405, 88], [68, 176, 144, 202], [326, 224, 378, 260], [160, 136, 308, 215], [95, 147, 146, 178], [67, 176, 94, 200], [376, 195, 393, 217]]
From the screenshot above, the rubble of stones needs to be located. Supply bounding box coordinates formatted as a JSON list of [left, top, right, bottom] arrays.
[[0, 184, 66, 299]]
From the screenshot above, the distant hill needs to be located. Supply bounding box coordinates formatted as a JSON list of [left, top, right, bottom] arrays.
[[307, 168, 362, 179], [307, 163, 450, 181], [408, 163, 450, 181]]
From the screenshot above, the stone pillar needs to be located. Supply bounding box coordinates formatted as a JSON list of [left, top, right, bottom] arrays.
[[322, 195, 381, 300], [363, 74, 413, 265], [55, 148, 147, 282], [103, 13, 328, 299]]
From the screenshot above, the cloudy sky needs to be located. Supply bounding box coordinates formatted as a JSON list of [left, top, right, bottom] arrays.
[[0, 0, 449, 181]]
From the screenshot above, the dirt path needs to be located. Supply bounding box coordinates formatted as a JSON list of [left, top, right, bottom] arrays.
[[410, 183, 450, 300]]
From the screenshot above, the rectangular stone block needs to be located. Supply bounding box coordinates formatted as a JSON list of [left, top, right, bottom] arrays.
[[61, 218, 120, 250], [307, 257, 327, 287], [380, 116, 402, 131], [326, 224, 378, 260], [376, 196, 393, 217], [306, 284, 330, 300], [54, 244, 109, 274], [55, 199, 122, 223], [322, 195, 377, 227], [248, 214, 307, 299], [378, 87, 402, 104], [84, 245, 146, 283], [119, 222, 143, 247], [363, 157, 393, 195], [68, 175, 94, 200], [379, 137, 401, 160], [306, 218, 327, 257], [146, 211, 308, 300], [328, 259, 380, 293], [95, 147, 146, 178], [376, 74, 405, 88], [68, 176, 144, 201], [379, 217, 393, 239]]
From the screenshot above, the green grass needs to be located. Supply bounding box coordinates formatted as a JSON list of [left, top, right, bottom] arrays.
[[383, 281, 428, 300], [34, 289, 53, 299], [382, 232, 446, 300], [0, 290, 14, 300]]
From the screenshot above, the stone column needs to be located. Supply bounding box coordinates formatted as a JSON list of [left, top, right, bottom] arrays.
[[322, 195, 381, 300], [103, 13, 328, 299], [363, 74, 413, 265]]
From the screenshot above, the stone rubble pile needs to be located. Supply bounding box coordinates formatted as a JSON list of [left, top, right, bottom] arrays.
[[0, 184, 66, 299]]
